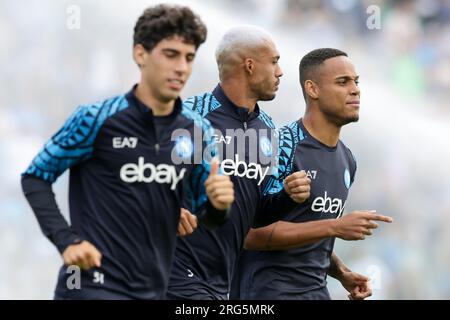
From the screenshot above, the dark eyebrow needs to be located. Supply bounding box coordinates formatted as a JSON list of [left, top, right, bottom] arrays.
[[162, 48, 196, 59], [162, 48, 180, 55], [335, 75, 359, 81]]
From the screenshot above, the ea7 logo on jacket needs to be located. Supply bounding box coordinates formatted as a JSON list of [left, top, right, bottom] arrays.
[[120, 157, 185, 190], [113, 137, 138, 149], [311, 191, 346, 217], [212, 134, 232, 145]]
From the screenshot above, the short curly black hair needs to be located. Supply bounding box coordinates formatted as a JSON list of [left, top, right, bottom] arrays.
[[299, 48, 348, 99], [133, 4, 207, 51]]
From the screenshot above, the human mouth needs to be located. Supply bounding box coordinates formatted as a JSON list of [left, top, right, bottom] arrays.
[[347, 100, 360, 108], [167, 79, 184, 90]]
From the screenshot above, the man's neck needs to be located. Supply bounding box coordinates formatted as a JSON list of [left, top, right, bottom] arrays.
[[135, 82, 175, 116], [220, 81, 257, 113], [302, 108, 341, 147]]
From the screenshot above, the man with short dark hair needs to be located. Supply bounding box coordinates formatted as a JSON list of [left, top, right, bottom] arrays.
[[21, 4, 234, 299], [235, 48, 393, 300]]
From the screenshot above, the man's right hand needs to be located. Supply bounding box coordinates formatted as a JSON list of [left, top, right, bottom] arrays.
[[332, 210, 393, 240], [178, 208, 198, 237], [283, 170, 311, 203], [205, 159, 234, 210], [62, 240, 102, 270]]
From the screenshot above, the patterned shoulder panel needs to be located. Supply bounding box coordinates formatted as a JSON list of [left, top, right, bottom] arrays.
[[23, 95, 129, 182], [183, 92, 222, 118], [181, 105, 219, 213], [258, 109, 276, 129], [180, 105, 216, 147], [262, 121, 305, 195]]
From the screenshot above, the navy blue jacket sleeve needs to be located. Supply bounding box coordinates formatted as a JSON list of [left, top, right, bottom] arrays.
[[254, 188, 297, 228], [21, 175, 83, 253], [253, 122, 301, 228], [21, 104, 104, 253], [181, 108, 230, 229]]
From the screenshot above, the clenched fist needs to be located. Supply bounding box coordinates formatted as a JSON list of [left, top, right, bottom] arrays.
[[178, 208, 198, 237], [62, 240, 102, 270], [283, 170, 311, 203]]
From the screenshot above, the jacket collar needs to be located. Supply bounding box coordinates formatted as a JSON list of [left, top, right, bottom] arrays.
[[212, 84, 260, 122], [125, 84, 183, 118]]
